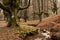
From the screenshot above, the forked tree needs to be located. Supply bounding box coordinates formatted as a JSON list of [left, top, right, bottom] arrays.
[[0, 0, 30, 27]]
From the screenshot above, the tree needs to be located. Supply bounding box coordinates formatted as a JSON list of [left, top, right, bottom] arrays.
[[0, 0, 30, 27], [23, 0, 28, 22], [32, 12, 36, 20], [52, 0, 58, 15], [44, 0, 49, 18], [24, 10, 28, 22], [37, 0, 42, 21], [50, 0, 58, 15]]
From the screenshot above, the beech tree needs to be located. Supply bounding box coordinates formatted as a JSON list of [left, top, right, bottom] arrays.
[[52, 0, 58, 15], [24, 0, 28, 22], [37, 0, 42, 21], [50, 0, 58, 15], [0, 0, 30, 27]]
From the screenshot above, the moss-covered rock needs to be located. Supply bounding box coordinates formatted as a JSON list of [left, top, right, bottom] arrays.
[[17, 25, 38, 36]]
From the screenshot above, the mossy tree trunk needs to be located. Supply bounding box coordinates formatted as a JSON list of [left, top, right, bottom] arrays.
[[7, 9, 20, 27], [0, 0, 30, 27]]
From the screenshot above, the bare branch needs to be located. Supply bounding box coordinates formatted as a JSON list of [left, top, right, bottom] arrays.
[[0, 3, 11, 13], [18, 0, 30, 10]]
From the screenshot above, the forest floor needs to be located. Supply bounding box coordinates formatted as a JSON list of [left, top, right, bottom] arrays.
[[0, 14, 60, 40]]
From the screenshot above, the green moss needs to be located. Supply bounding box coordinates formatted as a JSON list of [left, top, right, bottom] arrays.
[[16, 25, 38, 36]]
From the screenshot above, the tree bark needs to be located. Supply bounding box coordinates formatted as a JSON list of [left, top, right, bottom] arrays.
[[7, 9, 20, 27]]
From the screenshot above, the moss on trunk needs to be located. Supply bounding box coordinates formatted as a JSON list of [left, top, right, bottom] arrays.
[[7, 9, 20, 27]]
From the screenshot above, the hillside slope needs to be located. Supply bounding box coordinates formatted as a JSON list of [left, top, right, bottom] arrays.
[[37, 14, 60, 31], [26, 14, 60, 40]]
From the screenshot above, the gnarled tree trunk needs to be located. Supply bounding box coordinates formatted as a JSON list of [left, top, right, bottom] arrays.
[[7, 9, 20, 27], [0, 0, 30, 27]]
